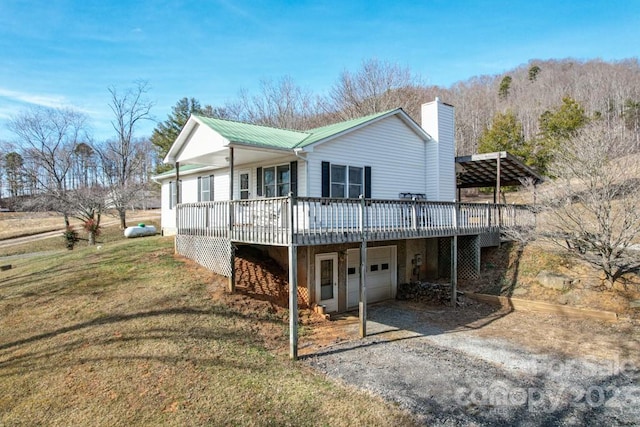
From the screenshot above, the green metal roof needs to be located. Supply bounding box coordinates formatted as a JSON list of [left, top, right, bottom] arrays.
[[296, 109, 400, 147], [192, 109, 400, 150], [194, 115, 308, 149]]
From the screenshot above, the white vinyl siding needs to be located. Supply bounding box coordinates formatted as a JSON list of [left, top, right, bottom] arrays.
[[161, 181, 176, 232], [422, 100, 456, 201], [307, 115, 427, 199], [174, 122, 228, 164]]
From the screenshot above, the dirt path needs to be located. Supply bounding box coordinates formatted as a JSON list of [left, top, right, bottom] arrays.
[[303, 302, 640, 426]]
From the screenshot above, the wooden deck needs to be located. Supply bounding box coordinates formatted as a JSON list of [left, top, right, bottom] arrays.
[[176, 196, 535, 246]]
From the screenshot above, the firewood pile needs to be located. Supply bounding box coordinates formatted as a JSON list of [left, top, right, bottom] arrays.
[[396, 281, 464, 306]]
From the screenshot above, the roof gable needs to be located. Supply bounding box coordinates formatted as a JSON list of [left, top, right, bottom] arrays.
[[194, 115, 309, 149], [296, 109, 430, 148]]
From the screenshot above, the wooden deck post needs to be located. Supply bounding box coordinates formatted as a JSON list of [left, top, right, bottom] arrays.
[[288, 194, 298, 360], [359, 195, 367, 338], [451, 201, 458, 308], [228, 148, 235, 293]]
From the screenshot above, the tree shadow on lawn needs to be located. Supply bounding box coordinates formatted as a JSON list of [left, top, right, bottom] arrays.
[[0, 303, 285, 377]]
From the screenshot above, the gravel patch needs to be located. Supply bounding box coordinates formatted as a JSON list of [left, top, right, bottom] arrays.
[[304, 303, 640, 426]]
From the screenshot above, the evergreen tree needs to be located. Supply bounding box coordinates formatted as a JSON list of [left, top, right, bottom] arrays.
[[498, 76, 512, 99], [478, 111, 528, 159], [528, 65, 541, 82], [539, 96, 589, 141], [533, 97, 589, 174], [150, 98, 213, 164]]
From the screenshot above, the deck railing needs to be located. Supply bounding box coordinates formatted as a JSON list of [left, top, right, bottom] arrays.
[[176, 196, 536, 246]]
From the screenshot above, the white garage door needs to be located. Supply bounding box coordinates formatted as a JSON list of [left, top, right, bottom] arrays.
[[347, 246, 397, 309]]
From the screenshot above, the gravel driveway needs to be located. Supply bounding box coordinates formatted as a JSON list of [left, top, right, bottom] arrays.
[[304, 302, 640, 426]]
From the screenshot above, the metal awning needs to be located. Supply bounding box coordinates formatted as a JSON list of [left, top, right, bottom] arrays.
[[455, 151, 544, 189]]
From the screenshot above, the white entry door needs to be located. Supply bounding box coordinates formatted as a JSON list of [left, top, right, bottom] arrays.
[[315, 253, 338, 312]]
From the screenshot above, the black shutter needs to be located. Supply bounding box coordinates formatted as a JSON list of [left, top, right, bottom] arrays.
[[197, 177, 202, 202], [210, 175, 215, 201], [364, 166, 372, 198], [290, 161, 298, 197], [321, 161, 330, 197], [256, 167, 263, 197]]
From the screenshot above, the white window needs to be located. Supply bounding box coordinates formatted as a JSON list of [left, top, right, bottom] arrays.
[[169, 180, 181, 209], [198, 175, 214, 202], [263, 164, 289, 198], [331, 165, 346, 198], [348, 166, 363, 198], [331, 164, 362, 199]]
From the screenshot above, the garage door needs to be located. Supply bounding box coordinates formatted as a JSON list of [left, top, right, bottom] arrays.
[[347, 246, 397, 309]]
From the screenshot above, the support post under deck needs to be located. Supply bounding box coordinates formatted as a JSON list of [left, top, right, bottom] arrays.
[[451, 202, 458, 308], [288, 194, 298, 360], [359, 195, 367, 338], [228, 148, 235, 293]]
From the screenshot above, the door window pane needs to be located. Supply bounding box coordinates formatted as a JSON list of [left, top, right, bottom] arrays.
[[240, 173, 249, 200], [320, 259, 333, 300]]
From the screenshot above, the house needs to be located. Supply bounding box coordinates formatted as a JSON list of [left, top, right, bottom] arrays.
[[153, 98, 537, 359]]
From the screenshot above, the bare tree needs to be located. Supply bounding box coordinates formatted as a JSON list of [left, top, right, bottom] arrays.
[[328, 58, 428, 120], [8, 106, 88, 226], [535, 121, 640, 287], [228, 76, 321, 130], [4, 151, 24, 198], [67, 185, 108, 245], [104, 81, 154, 229]]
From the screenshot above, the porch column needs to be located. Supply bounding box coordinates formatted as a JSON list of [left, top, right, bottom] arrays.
[[288, 194, 298, 360], [359, 195, 367, 338], [175, 161, 180, 206], [228, 147, 235, 293], [174, 161, 180, 255]]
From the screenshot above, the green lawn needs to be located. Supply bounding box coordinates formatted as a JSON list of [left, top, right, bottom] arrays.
[[0, 236, 415, 426]]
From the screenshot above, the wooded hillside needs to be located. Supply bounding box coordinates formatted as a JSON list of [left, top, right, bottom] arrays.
[[446, 58, 640, 156], [168, 58, 640, 163]]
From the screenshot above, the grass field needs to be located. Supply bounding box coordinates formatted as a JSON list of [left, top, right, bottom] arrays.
[[0, 210, 161, 241], [0, 211, 71, 240], [0, 236, 415, 426]]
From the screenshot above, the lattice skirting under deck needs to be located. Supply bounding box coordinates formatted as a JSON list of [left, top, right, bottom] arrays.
[[438, 235, 480, 280], [176, 235, 233, 278]]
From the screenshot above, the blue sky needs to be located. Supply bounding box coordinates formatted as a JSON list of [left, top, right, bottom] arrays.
[[1, 0, 639, 142]]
